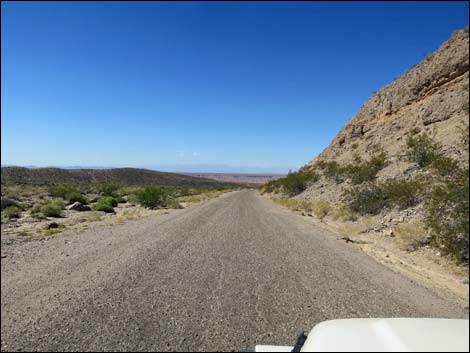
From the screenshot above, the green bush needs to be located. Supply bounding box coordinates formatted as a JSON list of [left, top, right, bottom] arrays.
[[99, 196, 118, 207], [40, 200, 65, 217], [344, 151, 389, 184], [1, 198, 22, 211], [311, 201, 332, 221], [261, 179, 282, 194], [321, 161, 346, 184], [65, 191, 88, 204], [2, 205, 22, 220], [405, 133, 442, 168], [115, 195, 126, 204], [261, 171, 318, 196], [98, 184, 119, 197], [282, 171, 319, 196], [282, 172, 307, 196], [343, 183, 388, 215], [49, 185, 88, 204], [380, 178, 425, 210], [344, 178, 425, 215], [50, 185, 78, 199], [92, 196, 117, 213], [424, 167, 469, 264], [330, 206, 358, 222], [134, 186, 170, 209]]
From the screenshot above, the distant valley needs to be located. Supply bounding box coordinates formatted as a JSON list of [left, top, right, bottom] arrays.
[[185, 173, 285, 185]]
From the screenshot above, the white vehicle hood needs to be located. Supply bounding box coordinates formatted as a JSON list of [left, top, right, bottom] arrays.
[[300, 318, 469, 352]]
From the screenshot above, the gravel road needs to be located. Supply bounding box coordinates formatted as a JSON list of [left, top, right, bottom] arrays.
[[1, 190, 467, 351]]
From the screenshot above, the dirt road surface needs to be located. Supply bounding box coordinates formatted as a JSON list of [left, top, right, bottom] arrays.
[[1, 190, 467, 351]]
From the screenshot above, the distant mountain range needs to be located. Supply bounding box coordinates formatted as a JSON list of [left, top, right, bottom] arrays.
[[0, 163, 294, 174], [1, 166, 237, 188]]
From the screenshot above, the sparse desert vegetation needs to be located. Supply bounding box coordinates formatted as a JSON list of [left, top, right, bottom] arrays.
[[1, 175, 237, 240], [263, 128, 469, 265]]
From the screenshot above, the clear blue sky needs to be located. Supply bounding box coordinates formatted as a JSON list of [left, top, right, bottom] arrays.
[[1, 1, 468, 173]]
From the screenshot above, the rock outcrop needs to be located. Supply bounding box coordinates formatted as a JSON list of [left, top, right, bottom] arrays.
[[299, 27, 469, 205], [307, 26, 469, 168]]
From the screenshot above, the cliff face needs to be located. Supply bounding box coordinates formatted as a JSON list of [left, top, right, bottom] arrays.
[[308, 27, 469, 168]]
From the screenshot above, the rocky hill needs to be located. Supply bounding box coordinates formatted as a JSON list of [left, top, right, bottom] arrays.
[[300, 26, 469, 204], [1, 167, 234, 188], [262, 27, 469, 265]]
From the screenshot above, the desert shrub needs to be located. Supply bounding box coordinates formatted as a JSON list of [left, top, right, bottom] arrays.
[[271, 197, 332, 221], [343, 183, 388, 215], [2, 206, 22, 220], [176, 187, 192, 197], [311, 201, 332, 221], [1, 198, 22, 211], [92, 196, 117, 213], [49, 185, 78, 199], [114, 195, 126, 204], [344, 151, 388, 184], [127, 193, 139, 205], [30, 204, 46, 219], [395, 222, 429, 251], [405, 131, 460, 177], [330, 206, 358, 222], [134, 186, 167, 209], [99, 196, 118, 207], [344, 178, 425, 215], [424, 167, 469, 264], [271, 197, 303, 210], [98, 184, 119, 197], [44, 224, 66, 236], [40, 200, 65, 217], [429, 155, 459, 177], [403, 130, 469, 263], [321, 161, 346, 184], [49, 185, 88, 203], [405, 133, 442, 168], [380, 178, 425, 209], [262, 179, 283, 194], [282, 172, 307, 195], [460, 122, 469, 147], [165, 198, 183, 209], [65, 191, 88, 204], [262, 171, 318, 196], [281, 170, 319, 196]]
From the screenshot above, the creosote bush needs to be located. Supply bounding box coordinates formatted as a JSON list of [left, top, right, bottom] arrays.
[[344, 178, 425, 215], [1, 198, 23, 211], [40, 200, 65, 217], [405, 133, 441, 168], [261, 170, 319, 195], [343, 183, 388, 215], [134, 186, 168, 209], [98, 184, 120, 197], [66, 191, 88, 204], [343, 151, 389, 184], [92, 196, 118, 213], [319, 161, 345, 184], [425, 167, 469, 264], [133, 186, 182, 209], [49, 185, 87, 204], [2, 206, 22, 220]]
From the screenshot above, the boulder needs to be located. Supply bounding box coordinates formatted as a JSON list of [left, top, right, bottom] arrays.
[[66, 202, 91, 212], [47, 222, 59, 229]]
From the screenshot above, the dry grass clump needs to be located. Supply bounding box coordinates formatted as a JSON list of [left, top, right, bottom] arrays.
[[395, 221, 429, 251], [271, 197, 334, 221]]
